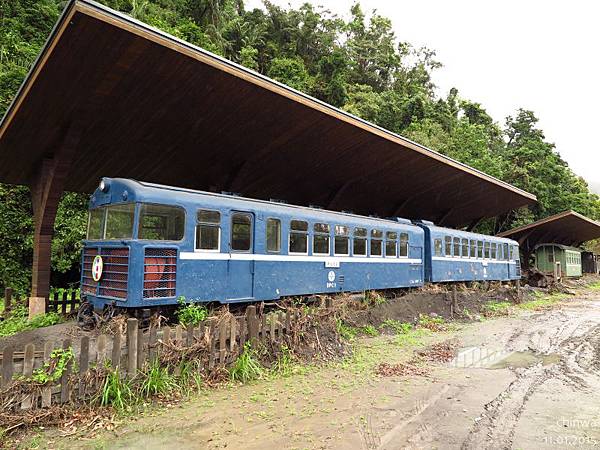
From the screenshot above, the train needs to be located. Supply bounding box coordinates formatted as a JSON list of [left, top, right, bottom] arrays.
[[80, 178, 521, 312]]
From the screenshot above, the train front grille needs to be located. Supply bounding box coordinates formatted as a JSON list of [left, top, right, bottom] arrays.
[[143, 248, 177, 299], [82, 247, 130, 299]]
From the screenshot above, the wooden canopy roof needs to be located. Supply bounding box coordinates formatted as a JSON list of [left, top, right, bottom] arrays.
[[497, 211, 600, 252], [0, 0, 536, 228]]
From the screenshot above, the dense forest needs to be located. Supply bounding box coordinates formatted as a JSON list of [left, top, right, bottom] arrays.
[[1, 0, 599, 292]]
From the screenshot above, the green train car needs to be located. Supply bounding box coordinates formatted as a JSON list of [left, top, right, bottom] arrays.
[[534, 244, 582, 278]]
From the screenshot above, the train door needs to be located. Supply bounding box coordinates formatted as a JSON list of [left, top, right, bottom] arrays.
[[227, 211, 255, 300]]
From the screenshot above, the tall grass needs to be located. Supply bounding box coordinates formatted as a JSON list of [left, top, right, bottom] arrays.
[[229, 343, 264, 383]]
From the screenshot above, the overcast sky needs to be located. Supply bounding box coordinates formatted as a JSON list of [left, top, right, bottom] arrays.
[[246, 0, 600, 193]]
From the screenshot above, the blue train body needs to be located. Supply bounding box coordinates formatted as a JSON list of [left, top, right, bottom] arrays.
[[80, 179, 520, 310]]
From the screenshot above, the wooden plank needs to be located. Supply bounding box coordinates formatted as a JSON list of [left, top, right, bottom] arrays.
[[4, 287, 12, 315], [175, 325, 182, 344], [41, 342, 53, 407], [148, 327, 158, 361], [127, 318, 138, 376], [208, 320, 215, 369], [285, 310, 291, 333], [278, 312, 285, 339], [219, 320, 227, 364], [162, 326, 171, 345], [60, 339, 72, 404], [239, 317, 246, 350], [61, 291, 67, 316], [96, 334, 108, 366], [1, 346, 14, 388], [79, 336, 90, 398], [247, 306, 258, 343], [186, 325, 195, 346], [21, 344, 35, 409], [270, 313, 276, 342], [261, 313, 267, 341], [229, 317, 236, 352], [111, 332, 122, 368], [69, 291, 77, 313], [51, 292, 59, 312], [137, 329, 145, 371]]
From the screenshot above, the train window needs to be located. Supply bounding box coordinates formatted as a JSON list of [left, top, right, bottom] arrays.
[[470, 240, 476, 258], [354, 228, 367, 256], [313, 223, 330, 255], [266, 218, 281, 253], [335, 225, 350, 255], [138, 204, 184, 241], [195, 209, 221, 251], [289, 220, 308, 254], [491, 243, 497, 259], [434, 239, 443, 256], [385, 231, 397, 257], [399, 233, 409, 257], [477, 241, 484, 258], [87, 207, 106, 240], [484, 242, 490, 259], [461, 239, 469, 258], [453, 237, 460, 257], [445, 236, 452, 256], [371, 229, 383, 256], [104, 203, 135, 240], [231, 213, 252, 251]]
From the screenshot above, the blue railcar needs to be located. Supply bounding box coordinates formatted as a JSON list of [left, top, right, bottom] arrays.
[[81, 178, 425, 310], [415, 221, 521, 283]]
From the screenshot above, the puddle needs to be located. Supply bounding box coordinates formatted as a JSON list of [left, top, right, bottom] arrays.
[[450, 347, 560, 369]]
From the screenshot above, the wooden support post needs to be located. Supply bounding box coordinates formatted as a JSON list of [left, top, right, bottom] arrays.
[[247, 306, 258, 343], [4, 288, 12, 315], [127, 318, 138, 376], [30, 122, 82, 307], [79, 336, 90, 398], [60, 339, 72, 403], [452, 284, 458, 313], [111, 331, 122, 368], [41, 342, 53, 407], [219, 320, 227, 364]]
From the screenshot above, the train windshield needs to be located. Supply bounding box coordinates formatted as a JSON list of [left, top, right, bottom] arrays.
[[87, 204, 135, 240]]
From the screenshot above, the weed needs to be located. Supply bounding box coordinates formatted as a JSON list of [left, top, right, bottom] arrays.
[[364, 290, 386, 306], [361, 325, 379, 336], [417, 314, 447, 331], [481, 301, 513, 317], [519, 293, 568, 311], [336, 319, 359, 340], [379, 319, 412, 334], [588, 282, 600, 291], [0, 305, 62, 337], [396, 328, 430, 347], [271, 345, 296, 378], [229, 343, 264, 383], [139, 360, 178, 397], [99, 367, 134, 412], [175, 296, 208, 326], [31, 347, 74, 384], [179, 360, 204, 393]]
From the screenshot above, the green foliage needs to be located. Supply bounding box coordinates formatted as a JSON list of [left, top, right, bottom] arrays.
[[1, 0, 600, 291], [361, 325, 378, 336], [417, 313, 447, 331], [270, 344, 295, 378], [364, 290, 386, 306], [0, 305, 62, 337], [335, 319, 358, 341], [31, 347, 74, 384], [481, 301, 513, 317], [139, 359, 178, 397], [229, 342, 264, 383], [379, 319, 412, 334], [100, 367, 135, 412], [175, 297, 209, 326]]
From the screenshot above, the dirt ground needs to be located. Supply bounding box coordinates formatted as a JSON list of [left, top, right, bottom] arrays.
[[19, 283, 600, 450]]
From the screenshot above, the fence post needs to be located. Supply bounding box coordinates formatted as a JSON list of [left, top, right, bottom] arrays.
[[21, 343, 35, 409], [60, 339, 72, 404], [127, 318, 138, 376], [246, 306, 258, 343], [111, 331, 122, 368], [1, 346, 14, 389], [79, 336, 90, 398], [4, 288, 12, 315], [41, 342, 53, 407]]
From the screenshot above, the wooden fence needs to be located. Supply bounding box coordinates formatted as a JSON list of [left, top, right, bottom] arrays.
[[0, 305, 297, 411], [2, 288, 81, 316]]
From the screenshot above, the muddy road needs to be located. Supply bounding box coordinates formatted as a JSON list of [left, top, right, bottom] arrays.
[[37, 290, 600, 449]]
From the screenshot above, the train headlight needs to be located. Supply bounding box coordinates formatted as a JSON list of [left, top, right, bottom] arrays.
[[99, 179, 110, 193]]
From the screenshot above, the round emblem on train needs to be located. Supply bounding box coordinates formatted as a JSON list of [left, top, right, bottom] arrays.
[[92, 255, 104, 282], [327, 270, 336, 282]]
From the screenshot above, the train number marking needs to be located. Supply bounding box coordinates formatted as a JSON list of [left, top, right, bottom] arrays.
[[325, 260, 340, 268]]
